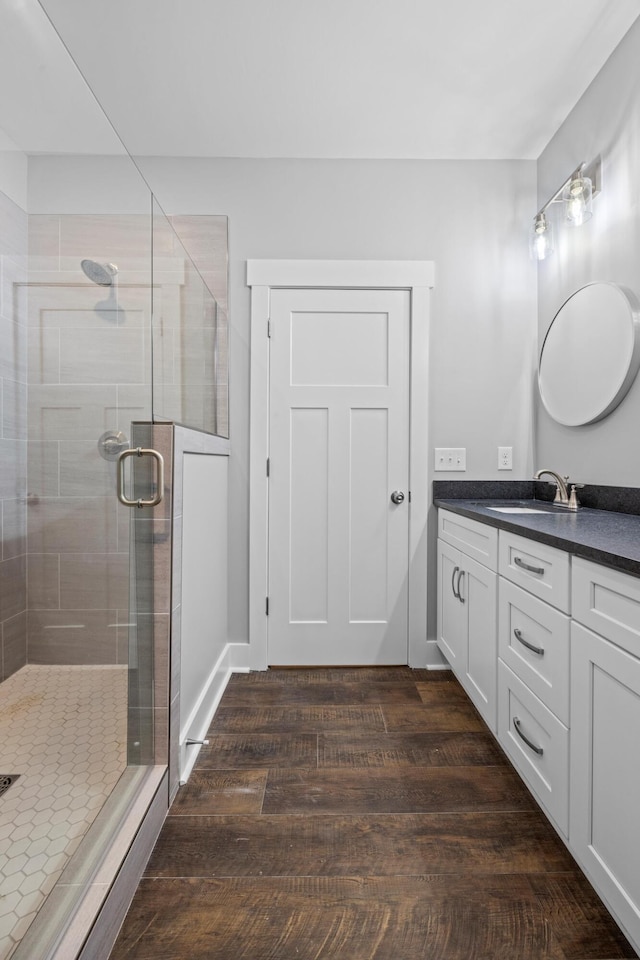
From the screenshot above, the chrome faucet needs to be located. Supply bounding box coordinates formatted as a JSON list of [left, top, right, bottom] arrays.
[[534, 468, 573, 507]]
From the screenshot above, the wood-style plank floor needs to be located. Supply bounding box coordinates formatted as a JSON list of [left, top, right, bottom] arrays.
[[109, 668, 637, 960]]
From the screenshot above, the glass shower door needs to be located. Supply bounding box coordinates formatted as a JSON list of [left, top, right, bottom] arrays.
[[4, 209, 161, 960]]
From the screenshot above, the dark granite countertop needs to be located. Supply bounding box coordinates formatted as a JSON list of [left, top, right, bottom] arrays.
[[434, 496, 640, 578]]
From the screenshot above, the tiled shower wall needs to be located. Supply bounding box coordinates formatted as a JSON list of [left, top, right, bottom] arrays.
[[26, 214, 153, 665], [0, 189, 27, 681], [25, 212, 228, 666]]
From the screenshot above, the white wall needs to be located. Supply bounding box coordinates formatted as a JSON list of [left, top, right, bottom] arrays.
[[0, 129, 27, 212], [536, 17, 640, 485], [179, 453, 228, 758], [133, 157, 538, 649], [27, 154, 153, 214]]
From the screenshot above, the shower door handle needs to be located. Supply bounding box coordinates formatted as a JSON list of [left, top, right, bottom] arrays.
[[117, 447, 164, 508]]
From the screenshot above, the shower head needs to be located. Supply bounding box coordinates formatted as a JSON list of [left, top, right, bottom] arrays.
[[80, 259, 118, 286]]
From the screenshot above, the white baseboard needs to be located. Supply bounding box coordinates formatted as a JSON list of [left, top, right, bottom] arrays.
[[179, 642, 251, 783], [425, 637, 448, 668]]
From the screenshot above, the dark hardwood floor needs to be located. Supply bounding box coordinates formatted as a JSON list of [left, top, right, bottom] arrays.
[[109, 667, 637, 959]]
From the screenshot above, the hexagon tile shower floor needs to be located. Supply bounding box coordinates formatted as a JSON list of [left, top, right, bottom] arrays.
[[0, 664, 127, 959]]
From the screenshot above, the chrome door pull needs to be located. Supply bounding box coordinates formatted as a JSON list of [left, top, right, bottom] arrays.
[[456, 569, 465, 604], [513, 716, 544, 756], [514, 556, 545, 576], [451, 565, 460, 599], [117, 447, 164, 508], [513, 628, 545, 656], [390, 490, 405, 504]]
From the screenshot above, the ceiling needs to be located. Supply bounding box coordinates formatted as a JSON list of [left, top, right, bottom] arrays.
[[4, 0, 640, 160]]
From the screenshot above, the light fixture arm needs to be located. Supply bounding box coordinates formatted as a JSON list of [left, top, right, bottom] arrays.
[[534, 157, 601, 221]]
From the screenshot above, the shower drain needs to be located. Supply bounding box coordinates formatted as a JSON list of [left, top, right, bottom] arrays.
[[0, 774, 20, 797]]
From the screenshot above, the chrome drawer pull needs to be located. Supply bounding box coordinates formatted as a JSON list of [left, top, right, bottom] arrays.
[[513, 716, 544, 756], [457, 569, 465, 604], [514, 628, 545, 656], [451, 565, 460, 599], [514, 556, 545, 576]]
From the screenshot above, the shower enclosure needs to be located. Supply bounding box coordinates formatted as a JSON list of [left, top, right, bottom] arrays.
[[0, 3, 228, 958]]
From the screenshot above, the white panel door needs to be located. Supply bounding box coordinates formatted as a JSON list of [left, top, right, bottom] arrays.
[[268, 287, 410, 665]]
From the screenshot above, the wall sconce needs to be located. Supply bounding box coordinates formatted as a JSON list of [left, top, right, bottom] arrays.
[[530, 157, 600, 261], [529, 212, 554, 261]]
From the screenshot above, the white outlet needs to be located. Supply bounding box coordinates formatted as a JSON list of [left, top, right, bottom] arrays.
[[498, 446, 513, 470], [434, 447, 467, 472]]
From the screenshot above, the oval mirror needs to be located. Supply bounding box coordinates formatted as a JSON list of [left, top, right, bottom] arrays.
[[538, 281, 640, 426]]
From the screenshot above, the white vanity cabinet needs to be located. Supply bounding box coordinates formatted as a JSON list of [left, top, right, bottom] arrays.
[[435, 505, 640, 953], [437, 510, 498, 732], [497, 533, 571, 835], [570, 557, 640, 951]]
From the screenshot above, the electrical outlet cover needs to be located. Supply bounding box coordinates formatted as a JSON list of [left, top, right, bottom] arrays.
[[498, 446, 513, 470], [435, 448, 466, 471]]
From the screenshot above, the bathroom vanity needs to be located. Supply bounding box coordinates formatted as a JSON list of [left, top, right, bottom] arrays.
[[435, 486, 640, 955]]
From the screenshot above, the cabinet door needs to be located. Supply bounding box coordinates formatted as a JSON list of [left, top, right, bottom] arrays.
[[464, 553, 497, 732], [571, 621, 640, 952], [437, 540, 466, 673]]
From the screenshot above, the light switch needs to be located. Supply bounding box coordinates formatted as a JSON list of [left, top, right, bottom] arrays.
[[434, 448, 466, 471]]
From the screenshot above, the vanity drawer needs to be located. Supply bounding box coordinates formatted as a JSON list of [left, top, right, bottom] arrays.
[[498, 660, 569, 837], [572, 556, 640, 657], [498, 578, 570, 724], [499, 531, 570, 612], [438, 509, 498, 569]]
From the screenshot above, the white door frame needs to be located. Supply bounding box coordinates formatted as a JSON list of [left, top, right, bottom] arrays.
[[247, 259, 435, 670]]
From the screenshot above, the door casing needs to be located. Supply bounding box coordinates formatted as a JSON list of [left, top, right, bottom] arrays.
[[247, 259, 435, 669]]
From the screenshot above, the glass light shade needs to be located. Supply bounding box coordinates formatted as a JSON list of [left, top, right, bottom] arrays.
[[529, 213, 554, 261], [564, 174, 593, 225]]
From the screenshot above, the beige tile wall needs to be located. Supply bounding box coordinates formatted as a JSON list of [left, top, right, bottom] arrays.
[[25, 211, 228, 669], [128, 421, 173, 768], [26, 213, 153, 665], [0, 188, 28, 680]]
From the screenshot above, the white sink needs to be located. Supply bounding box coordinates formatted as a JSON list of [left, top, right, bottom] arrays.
[[487, 506, 552, 514]]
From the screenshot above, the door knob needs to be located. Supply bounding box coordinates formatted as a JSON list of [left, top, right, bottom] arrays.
[[390, 490, 405, 504]]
